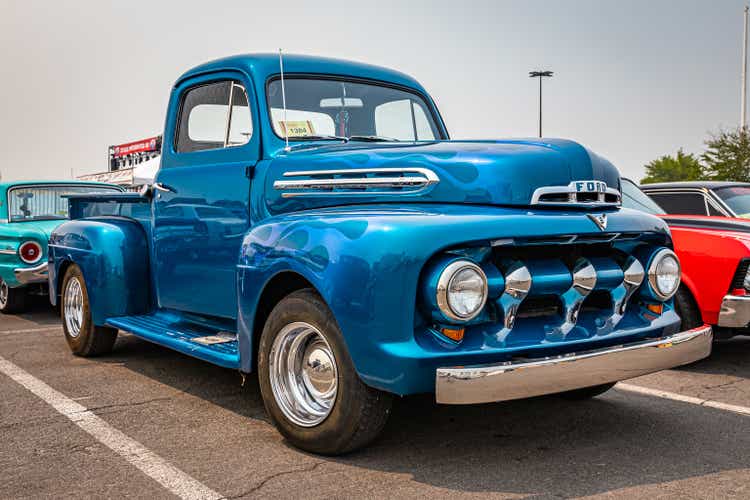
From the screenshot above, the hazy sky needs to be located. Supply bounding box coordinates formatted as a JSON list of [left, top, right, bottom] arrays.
[[0, 0, 746, 182]]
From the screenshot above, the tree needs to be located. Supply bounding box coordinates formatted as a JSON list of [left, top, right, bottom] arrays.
[[640, 149, 704, 184], [701, 128, 750, 182]]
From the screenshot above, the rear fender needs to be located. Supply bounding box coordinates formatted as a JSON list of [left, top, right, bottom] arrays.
[[49, 217, 151, 325]]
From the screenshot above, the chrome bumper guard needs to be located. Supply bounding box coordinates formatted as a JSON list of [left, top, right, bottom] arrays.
[[14, 262, 49, 285], [718, 294, 750, 328], [436, 325, 712, 404]]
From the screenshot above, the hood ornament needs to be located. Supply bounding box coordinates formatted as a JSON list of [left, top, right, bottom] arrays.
[[587, 213, 608, 231]]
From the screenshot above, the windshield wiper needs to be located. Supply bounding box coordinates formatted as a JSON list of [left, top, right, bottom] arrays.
[[293, 135, 349, 142], [348, 135, 399, 142]]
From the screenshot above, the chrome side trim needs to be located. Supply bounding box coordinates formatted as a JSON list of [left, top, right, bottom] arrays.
[[273, 167, 439, 198], [718, 294, 750, 328], [0, 248, 17, 255], [436, 325, 713, 404], [14, 262, 49, 285]]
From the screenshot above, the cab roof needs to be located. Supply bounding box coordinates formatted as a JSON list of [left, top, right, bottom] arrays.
[[640, 181, 750, 190], [176, 53, 429, 94]]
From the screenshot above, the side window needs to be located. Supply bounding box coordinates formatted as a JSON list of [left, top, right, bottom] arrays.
[[375, 99, 435, 140], [176, 81, 253, 153], [647, 192, 707, 216]]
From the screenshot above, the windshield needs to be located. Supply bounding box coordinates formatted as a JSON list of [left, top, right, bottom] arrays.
[[714, 186, 750, 218], [620, 179, 665, 215], [7, 185, 121, 222], [266, 77, 442, 142]]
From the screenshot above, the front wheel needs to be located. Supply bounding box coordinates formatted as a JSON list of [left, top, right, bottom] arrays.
[[258, 289, 392, 455], [0, 279, 28, 314], [673, 286, 702, 330], [60, 264, 118, 357]]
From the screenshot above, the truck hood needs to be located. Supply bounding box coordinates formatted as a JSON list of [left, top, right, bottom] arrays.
[[263, 139, 621, 216]]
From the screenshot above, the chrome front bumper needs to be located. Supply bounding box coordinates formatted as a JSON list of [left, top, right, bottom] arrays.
[[436, 325, 712, 404], [718, 295, 750, 328], [14, 262, 49, 285]]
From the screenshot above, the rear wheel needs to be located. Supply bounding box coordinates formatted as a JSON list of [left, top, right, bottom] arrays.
[[258, 289, 392, 455], [60, 265, 117, 356], [0, 279, 27, 314]]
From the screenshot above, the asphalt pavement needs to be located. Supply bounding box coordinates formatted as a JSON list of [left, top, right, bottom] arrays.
[[1, 299, 749, 499]]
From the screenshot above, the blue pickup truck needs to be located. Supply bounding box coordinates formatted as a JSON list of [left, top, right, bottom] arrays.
[[49, 54, 712, 454]]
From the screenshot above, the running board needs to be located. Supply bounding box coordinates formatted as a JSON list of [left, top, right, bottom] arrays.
[[106, 311, 240, 369]]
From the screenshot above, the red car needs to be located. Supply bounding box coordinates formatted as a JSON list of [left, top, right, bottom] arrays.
[[622, 179, 750, 337]]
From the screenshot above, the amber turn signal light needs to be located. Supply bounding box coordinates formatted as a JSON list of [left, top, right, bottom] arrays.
[[646, 303, 663, 315], [440, 327, 465, 342]]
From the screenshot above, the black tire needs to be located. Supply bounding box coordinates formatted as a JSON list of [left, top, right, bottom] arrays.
[[60, 265, 117, 357], [0, 279, 28, 314], [559, 382, 616, 400], [673, 285, 702, 330], [258, 288, 393, 455]]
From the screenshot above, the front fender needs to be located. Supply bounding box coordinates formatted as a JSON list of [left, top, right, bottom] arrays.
[[237, 204, 671, 393], [49, 217, 151, 324]]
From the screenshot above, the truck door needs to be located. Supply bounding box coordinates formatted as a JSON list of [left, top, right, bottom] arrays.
[[152, 73, 259, 319]]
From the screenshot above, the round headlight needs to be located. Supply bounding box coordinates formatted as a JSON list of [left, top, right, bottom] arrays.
[[436, 260, 488, 321], [18, 241, 43, 264], [647, 249, 680, 301]]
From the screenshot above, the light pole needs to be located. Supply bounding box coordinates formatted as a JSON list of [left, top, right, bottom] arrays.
[[529, 70, 553, 137], [742, 6, 748, 130]]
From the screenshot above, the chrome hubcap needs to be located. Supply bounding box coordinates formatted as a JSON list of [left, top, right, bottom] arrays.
[[63, 277, 84, 338], [0, 281, 8, 309], [269, 322, 338, 427]]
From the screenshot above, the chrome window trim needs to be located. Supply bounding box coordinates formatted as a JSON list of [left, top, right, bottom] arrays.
[[641, 187, 735, 217]]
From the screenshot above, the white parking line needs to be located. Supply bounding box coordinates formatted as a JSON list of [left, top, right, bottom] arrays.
[[0, 355, 223, 500], [1, 327, 61, 334], [617, 383, 750, 417]]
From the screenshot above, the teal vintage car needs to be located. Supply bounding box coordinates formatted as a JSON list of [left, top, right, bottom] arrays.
[[0, 181, 123, 313]]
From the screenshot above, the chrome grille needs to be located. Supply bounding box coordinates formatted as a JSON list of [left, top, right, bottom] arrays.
[[531, 183, 621, 207]]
